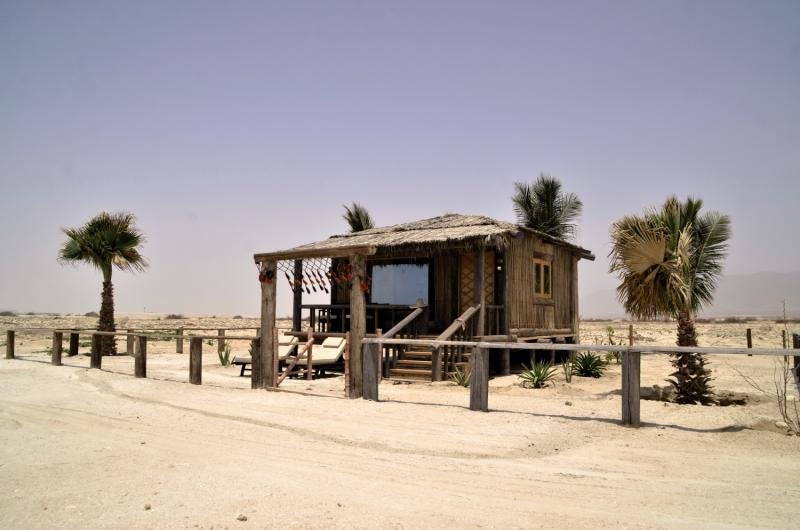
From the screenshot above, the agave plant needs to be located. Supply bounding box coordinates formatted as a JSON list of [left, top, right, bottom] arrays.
[[450, 365, 471, 387], [572, 352, 606, 378], [519, 361, 558, 389], [218, 342, 233, 366]]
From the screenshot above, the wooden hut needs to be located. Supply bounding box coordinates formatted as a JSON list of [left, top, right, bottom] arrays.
[[253, 213, 594, 396]]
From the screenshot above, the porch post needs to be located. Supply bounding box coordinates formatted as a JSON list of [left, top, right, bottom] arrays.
[[256, 260, 277, 389], [500, 251, 511, 376], [348, 255, 366, 398], [292, 259, 303, 332], [474, 242, 486, 337]]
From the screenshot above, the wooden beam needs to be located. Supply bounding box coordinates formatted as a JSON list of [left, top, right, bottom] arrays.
[[253, 245, 377, 263], [292, 259, 303, 331], [500, 251, 510, 376], [176, 327, 184, 354], [794, 334, 799, 377], [190, 337, 202, 385], [6, 330, 14, 359], [363, 341, 380, 401], [218, 329, 225, 356], [69, 330, 79, 357], [469, 346, 489, 411], [475, 243, 485, 337], [51, 331, 62, 366], [259, 261, 278, 388], [746, 328, 752, 356], [621, 350, 641, 426], [348, 255, 366, 398], [135, 336, 147, 378], [571, 256, 580, 341], [90, 334, 102, 369], [250, 338, 261, 389]]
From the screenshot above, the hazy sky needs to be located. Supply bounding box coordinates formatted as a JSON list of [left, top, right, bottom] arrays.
[[1, 1, 798, 317]]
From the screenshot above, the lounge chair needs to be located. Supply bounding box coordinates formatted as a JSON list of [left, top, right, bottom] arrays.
[[290, 336, 347, 376], [232, 334, 299, 377]]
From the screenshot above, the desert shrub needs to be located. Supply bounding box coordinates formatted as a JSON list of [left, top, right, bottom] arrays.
[[0, 310, 16, 317], [205, 339, 214, 347], [603, 326, 624, 365], [450, 365, 471, 387], [572, 352, 606, 378], [218, 342, 233, 366], [519, 362, 557, 389], [25, 311, 37, 315], [84, 311, 99, 318], [233, 315, 243, 319], [165, 314, 184, 320]]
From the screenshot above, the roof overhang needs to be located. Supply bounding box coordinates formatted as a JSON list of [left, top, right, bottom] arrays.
[[253, 245, 377, 263]]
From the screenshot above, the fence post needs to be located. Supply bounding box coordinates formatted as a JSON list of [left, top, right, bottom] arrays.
[[217, 329, 225, 356], [469, 346, 489, 411], [628, 324, 634, 346], [622, 350, 641, 426], [190, 337, 202, 385], [793, 334, 800, 377], [431, 346, 442, 382], [363, 342, 380, 401], [747, 328, 752, 356], [90, 334, 102, 369], [69, 330, 79, 357], [5, 330, 14, 359], [176, 327, 184, 353], [135, 336, 147, 378], [305, 329, 313, 381], [51, 331, 63, 366], [126, 329, 135, 355]]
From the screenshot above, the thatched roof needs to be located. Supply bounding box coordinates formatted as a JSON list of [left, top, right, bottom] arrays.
[[254, 213, 594, 262]]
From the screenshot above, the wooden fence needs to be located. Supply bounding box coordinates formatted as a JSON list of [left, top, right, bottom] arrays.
[[361, 335, 800, 426]]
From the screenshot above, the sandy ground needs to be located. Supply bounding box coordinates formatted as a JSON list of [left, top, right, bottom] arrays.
[[1, 314, 799, 529]]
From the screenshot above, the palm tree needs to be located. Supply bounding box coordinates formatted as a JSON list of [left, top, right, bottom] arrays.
[[609, 197, 731, 404], [512, 174, 583, 241], [342, 202, 375, 233], [58, 212, 148, 355]]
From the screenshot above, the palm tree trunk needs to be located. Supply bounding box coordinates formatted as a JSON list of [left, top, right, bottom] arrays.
[[99, 280, 117, 355], [669, 309, 712, 404]]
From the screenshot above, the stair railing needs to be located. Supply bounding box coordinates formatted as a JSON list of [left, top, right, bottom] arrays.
[[380, 302, 427, 378], [431, 305, 480, 382]]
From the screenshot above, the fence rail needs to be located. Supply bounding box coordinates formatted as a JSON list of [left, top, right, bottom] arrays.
[[362, 336, 800, 425]]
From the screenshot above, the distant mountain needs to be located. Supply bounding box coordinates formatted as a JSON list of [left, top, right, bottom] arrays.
[[581, 271, 800, 319]]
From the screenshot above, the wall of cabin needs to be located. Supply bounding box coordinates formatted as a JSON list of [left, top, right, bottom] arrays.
[[505, 234, 578, 332]]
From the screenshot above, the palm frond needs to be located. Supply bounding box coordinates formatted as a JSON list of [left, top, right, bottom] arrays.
[[342, 202, 375, 233], [511, 174, 583, 240]]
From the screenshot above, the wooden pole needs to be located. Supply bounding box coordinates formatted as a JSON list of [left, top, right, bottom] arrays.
[[344, 331, 351, 397], [292, 259, 303, 332], [363, 341, 380, 401], [69, 330, 79, 357], [250, 338, 261, 389], [746, 328, 753, 356], [126, 329, 135, 355], [782, 329, 787, 349], [217, 329, 225, 356], [469, 346, 489, 411], [5, 330, 14, 359], [622, 350, 641, 426], [500, 251, 511, 376], [90, 334, 102, 369], [628, 324, 634, 346], [51, 331, 63, 366], [474, 244, 486, 337], [189, 337, 202, 385], [135, 336, 147, 378], [259, 261, 278, 389], [305, 329, 313, 381], [348, 255, 366, 398], [176, 327, 184, 354]]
